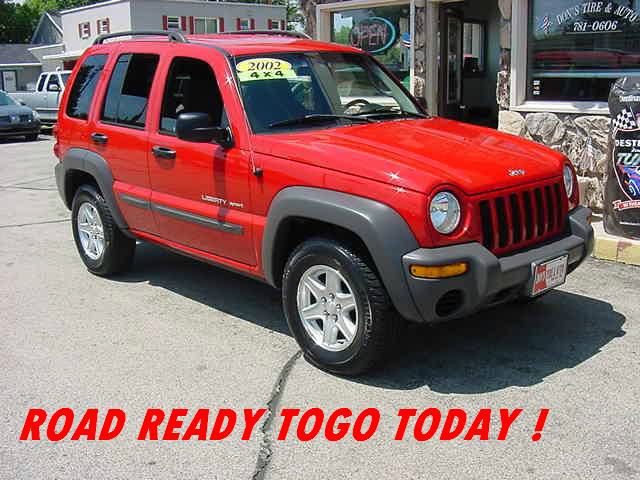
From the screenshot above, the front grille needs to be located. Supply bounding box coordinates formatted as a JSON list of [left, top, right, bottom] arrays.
[[19, 114, 31, 123], [479, 179, 567, 255], [0, 116, 9, 123]]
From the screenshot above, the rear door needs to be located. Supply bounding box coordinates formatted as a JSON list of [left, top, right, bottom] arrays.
[[146, 48, 255, 265], [88, 43, 161, 235]]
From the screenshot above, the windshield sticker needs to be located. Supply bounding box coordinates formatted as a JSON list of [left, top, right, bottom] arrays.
[[236, 58, 297, 82]]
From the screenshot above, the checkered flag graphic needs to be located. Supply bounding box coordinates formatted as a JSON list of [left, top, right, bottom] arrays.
[[612, 107, 639, 134]]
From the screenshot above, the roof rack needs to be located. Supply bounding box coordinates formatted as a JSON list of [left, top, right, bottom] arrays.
[[93, 30, 188, 45], [221, 30, 311, 40]]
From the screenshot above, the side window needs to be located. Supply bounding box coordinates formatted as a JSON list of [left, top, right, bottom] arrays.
[[37, 75, 47, 92], [159, 57, 225, 135], [66, 54, 108, 120], [101, 53, 159, 128], [47, 75, 60, 91]]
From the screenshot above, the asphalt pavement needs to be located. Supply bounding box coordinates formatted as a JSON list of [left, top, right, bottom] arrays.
[[1, 136, 638, 479]]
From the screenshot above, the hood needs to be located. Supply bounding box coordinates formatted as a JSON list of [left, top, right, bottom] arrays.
[[252, 117, 566, 195], [0, 104, 35, 117]]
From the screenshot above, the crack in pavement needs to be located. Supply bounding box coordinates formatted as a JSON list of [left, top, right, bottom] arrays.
[[0, 186, 57, 191], [0, 218, 69, 229], [4, 175, 54, 186], [252, 350, 302, 480]]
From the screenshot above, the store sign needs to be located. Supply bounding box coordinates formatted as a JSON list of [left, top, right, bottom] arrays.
[[541, 2, 640, 34], [349, 17, 397, 54]]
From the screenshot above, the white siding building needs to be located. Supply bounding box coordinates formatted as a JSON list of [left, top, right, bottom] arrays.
[[43, 0, 286, 68]]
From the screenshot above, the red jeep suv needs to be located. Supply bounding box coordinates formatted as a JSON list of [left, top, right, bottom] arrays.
[[54, 31, 593, 375]]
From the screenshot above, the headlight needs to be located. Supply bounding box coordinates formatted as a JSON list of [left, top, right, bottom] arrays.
[[31, 110, 39, 121], [563, 164, 574, 198], [430, 191, 461, 234]]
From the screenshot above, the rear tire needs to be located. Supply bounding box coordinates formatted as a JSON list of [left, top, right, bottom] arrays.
[[282, 238, 401, 376], [71, 185, 135, 276]]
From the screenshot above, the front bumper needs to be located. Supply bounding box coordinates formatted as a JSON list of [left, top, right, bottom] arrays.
[[0, 121, 41, 137], [402, 206, 594, 323]]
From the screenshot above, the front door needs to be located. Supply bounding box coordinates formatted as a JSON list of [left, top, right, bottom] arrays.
[[439, 7, 464, 120], [2, 71, 17, 92], [146, 52, 255, 266]]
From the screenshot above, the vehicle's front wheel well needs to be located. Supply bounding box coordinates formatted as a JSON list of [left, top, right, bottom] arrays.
[[271, 217, 377, 287], [65, 170, 100, 208]]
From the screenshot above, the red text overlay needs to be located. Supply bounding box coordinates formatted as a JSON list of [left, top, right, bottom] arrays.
[[19, 408, 550, 442]]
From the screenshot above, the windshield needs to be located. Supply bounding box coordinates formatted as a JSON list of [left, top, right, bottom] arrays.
[[235, 52, 422, 133], [0, 91, 17, 106]]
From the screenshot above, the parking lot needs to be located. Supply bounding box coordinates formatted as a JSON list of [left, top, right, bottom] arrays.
[[1, 136, 639, 479]]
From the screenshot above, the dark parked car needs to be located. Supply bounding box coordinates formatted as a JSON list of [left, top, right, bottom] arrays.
[[0, 91, 41, 141]]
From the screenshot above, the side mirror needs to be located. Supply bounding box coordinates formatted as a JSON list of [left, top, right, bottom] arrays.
[[48, 84, 60, 92], [17, 99, 25, 106], [176, 112, 234, 148]]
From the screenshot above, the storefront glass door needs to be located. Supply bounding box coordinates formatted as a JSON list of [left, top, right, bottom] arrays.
[[439, 7, 464, 119], [330, 5, 411, 88]]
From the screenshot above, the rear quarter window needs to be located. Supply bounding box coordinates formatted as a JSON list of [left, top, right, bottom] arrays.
[[66, 54, 108, 120]]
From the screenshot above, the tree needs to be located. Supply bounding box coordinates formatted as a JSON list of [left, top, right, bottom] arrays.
[[0, 3, 40, 43], [273, 0, 304, 31], [298, 0, 317, 37]]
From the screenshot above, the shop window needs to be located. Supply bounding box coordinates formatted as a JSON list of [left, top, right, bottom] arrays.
[[268, 19, 281, 30], [463, 21, 486, 76], [330, 5, 411, 87], [167, 16, 181, 31], [527, 0, 640, 102], [79, 22, 91, 39], [195, 17, 219, 34], [238, 18, 251, 30]]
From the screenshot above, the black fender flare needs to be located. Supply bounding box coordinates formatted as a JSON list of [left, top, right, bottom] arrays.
[[262, 187, 423, 323], [55, 148, 130, 234]]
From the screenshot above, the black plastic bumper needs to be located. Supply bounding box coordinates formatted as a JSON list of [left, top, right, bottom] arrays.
[[401, 206, 594, 323], [0, 122, 40, 137]]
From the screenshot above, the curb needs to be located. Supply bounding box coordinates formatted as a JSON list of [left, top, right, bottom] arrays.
[[591, 220, 640, 266]]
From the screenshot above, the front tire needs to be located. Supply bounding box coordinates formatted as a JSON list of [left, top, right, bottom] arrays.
[[71, 185, 135, 276], [25, 133, 38, 141], [282, 238, 400, 375]]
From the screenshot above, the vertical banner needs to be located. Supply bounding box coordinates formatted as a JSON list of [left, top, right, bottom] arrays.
[[605, 77, 640, 239]]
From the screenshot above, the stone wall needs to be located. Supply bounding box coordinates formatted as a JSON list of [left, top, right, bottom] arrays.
[[495, 0, 609, 212]]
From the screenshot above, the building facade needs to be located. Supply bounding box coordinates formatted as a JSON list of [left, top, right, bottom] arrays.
[[0, 44, 42, 92], [311, 0, 640, 210], [42, 0, 286, 68]]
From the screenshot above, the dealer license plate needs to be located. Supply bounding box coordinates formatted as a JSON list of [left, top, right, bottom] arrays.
[[529, 254, 568, 296]]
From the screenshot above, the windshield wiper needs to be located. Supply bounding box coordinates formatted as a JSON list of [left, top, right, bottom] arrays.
[[355, 108, 429, 119], [269, 114, 376, 129]]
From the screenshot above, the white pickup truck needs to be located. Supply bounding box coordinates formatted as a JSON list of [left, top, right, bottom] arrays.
[[11, 70, 71, 125]]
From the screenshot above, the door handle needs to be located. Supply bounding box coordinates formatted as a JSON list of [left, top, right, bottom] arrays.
[[91, 132, 108, 145], [152, 146, 176, 160]]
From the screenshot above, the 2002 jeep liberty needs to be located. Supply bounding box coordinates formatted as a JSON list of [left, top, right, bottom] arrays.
[[54, 31, 594, 375]]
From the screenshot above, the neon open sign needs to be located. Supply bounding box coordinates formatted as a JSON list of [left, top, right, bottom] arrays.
[[349, 17, 397, 54]]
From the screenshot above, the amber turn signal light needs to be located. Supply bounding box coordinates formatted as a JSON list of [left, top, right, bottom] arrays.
[[410, 262, 469, 279]]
